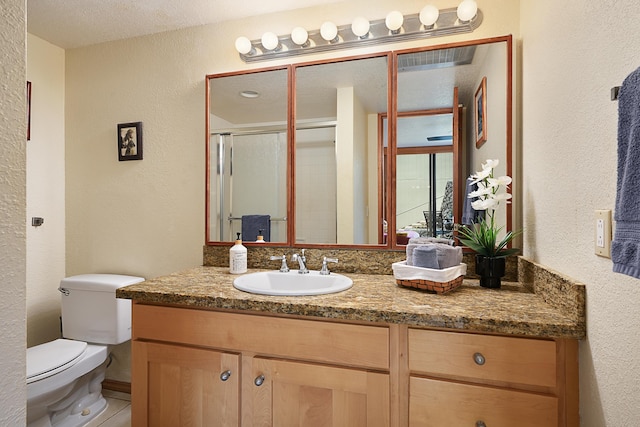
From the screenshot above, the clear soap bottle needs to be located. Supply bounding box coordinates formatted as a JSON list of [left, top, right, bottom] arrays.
[[230, 232, 247, 274]]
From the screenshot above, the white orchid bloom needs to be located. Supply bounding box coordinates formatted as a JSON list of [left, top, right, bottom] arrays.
[[481, 159, 499, 170], [492, 192, 512, 203], [488, 175, 512, 187], [468, 186, 493, 198], [471, 198, 498, 211], [470, 167, 492, 184]]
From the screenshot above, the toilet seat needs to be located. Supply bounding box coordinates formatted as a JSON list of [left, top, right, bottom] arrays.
[[27, 339, 87, 384]]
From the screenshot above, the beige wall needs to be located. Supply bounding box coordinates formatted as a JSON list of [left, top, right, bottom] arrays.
[[521, 1, 640, 425], [0, 0, 27, 422], [61, 0, 519, 384], [26, 34, 66, 348]]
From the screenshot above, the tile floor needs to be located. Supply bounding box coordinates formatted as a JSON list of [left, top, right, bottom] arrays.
[[85, 390, 131, 427]]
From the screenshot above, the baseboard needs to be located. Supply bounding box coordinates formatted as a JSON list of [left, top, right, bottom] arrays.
[[102, 379, 131, 394]]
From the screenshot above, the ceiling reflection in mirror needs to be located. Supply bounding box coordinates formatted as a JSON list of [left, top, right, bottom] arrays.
[[206, 36, 512, 248]]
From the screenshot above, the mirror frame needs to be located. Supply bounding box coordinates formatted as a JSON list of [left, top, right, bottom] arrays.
[[206, 35, 513, 250]]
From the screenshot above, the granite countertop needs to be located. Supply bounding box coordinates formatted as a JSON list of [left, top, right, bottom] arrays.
[[117, 262, 586, 340]]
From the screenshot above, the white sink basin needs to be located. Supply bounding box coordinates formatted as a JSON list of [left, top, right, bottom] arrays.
[[233, 270, 353, 296]]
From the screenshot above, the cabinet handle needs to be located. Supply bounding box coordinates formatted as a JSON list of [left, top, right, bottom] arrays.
[[476, 421, 487, 427], [473, 352, 486, 366], [220, 370, 232, 381], [254, 374, 265, 386]]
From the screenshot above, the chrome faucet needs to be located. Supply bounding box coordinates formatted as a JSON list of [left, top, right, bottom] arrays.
[[269, 255, 289, 273], [319, 256, 338, 275], [291, 249, 309, 274]]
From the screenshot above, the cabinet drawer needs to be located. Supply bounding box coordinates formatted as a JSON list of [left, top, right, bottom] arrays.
[[408, 329, 556, 388], [409, 377, 558, 427], [133, 304, 389, 370]]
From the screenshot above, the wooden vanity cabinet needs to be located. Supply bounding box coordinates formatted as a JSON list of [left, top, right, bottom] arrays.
[[131, 303, 578, 427], [407, 329, 579, 427], [131, 303, 390, 427]]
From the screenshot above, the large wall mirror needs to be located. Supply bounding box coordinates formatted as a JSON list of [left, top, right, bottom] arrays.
[[206, 35, 512, 248]]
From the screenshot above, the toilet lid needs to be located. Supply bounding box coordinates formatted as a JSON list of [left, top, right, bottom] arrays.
[[27, 339, 87, 384]]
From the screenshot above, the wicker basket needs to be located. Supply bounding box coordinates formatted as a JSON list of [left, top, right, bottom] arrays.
[[392, 261, 466, 295], [396, 275, 464, 294]]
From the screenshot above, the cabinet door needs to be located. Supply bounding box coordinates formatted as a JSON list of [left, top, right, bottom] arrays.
[[248, 357, 389, 427], [132, 340, 240, 427], [409, 377, 558, 427]]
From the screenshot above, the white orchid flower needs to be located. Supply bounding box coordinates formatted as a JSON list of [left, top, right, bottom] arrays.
[[492, 192, 512, 203], [488, 175, 512, 187], [471, 198, 498, 211], [470, 167, 492, 184], [481, 159, 499, 170], [468, 186, 493, 198]]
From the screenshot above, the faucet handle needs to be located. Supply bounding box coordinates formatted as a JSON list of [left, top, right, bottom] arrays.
[[319, 257, 338, 275], [269, 255, 289, 273]]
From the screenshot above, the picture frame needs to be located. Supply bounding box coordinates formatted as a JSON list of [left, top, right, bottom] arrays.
[[117, 122, 143, 161], [27, 81, 31, 141], [474, 76, 487, 148]]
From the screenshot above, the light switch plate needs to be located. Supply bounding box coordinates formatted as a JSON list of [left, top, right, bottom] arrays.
[[595, 210, 612, 258]]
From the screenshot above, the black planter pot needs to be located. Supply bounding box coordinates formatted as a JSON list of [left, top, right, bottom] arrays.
[[475, 254, 506, 288]]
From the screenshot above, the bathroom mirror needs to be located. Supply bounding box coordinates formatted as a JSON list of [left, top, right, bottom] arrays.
[[207, 67, 289, 243], [206, 35, 512, 247], [294, 55, 388, 245]]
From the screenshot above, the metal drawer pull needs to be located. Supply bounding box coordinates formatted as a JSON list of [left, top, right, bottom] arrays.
[[476, 421, 487, 427], [220, 370, 232, 381], [254, 374, 265, 386], [473, 352, 486, 365]]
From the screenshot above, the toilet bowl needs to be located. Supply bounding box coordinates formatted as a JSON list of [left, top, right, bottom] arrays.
[[26, 274, 144, 427], [27, 340, 109, 427]]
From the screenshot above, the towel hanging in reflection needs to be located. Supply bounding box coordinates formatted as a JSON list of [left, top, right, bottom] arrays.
[[612, 66, 640, 279], [241, 215, 271, 242]]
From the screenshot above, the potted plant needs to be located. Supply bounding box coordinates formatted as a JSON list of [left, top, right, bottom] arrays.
[[457, 159, 521, 288]]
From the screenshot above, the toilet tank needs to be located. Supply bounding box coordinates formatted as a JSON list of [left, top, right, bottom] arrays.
[[59, 274, 144, 345]]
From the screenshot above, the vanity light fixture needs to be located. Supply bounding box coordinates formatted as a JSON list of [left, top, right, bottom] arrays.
[[419, 5, 440, 28], [351, 17, 370, 39], [291, 27, 309, 47], [456, 0, 478, 22], [320, 21, 339, 43], [385, 11, 404, 34], [261, 32, 280, 51], [235, 2, 483, 62]]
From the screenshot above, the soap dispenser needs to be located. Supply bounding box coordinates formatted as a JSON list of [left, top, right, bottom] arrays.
[[230, 232, 247, 274], [256, 229, 266, 243]]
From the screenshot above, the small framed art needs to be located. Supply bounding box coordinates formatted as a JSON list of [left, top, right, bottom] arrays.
[[474, 76, 487, 148], [118, 122, 143, 161]]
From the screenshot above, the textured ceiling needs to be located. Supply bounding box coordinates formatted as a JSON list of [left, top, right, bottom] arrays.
[[27, 0, 340, 49]]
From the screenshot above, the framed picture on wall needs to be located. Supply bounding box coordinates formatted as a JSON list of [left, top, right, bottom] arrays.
[[27, 81, 31, 141], [117, 122, 143, 161], [474, 76, 487, 148]]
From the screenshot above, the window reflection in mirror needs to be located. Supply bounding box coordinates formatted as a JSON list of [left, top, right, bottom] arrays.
[[207, 68, 289, 243], [294, 56, 388, 245]]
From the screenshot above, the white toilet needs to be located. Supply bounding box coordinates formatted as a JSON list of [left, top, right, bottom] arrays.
[[27, 274, 144, 427]]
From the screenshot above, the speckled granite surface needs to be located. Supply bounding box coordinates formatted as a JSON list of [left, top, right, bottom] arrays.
[[117, 257, 585, 339]]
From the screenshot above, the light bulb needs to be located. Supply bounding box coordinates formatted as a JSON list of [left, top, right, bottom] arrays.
[[291, 27, 309, 46], [261, 32, 279, 51], [320, 21, 338, 42], [457, 0, 478, 22], [385, 11, 404, 33], [235, 36, 253, 55], [351, 17, 370, 38], [419, 5, 440, 27]]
